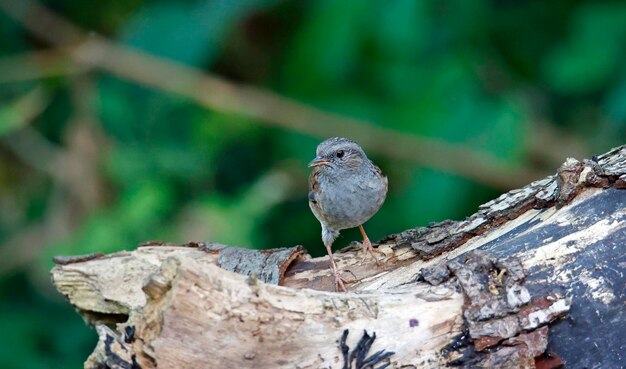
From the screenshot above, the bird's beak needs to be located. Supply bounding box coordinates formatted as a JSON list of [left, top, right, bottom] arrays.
[[308, 156, 330, 167]]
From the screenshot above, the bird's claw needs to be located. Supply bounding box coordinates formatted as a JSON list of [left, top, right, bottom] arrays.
[[359, 238, 384, 266], [334, 270, 348, 292]]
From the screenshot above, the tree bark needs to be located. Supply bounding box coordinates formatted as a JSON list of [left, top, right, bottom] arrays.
[[51, 146, 626, 369]]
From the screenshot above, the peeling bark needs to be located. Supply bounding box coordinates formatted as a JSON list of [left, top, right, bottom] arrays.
[[51, 145, 626, 368]]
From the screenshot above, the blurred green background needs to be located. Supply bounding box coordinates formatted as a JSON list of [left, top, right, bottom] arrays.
[[1, 0, 625, 367]]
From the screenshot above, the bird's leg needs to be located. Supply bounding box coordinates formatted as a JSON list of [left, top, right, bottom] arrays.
[[323, 242, 347, 292], [358, 225, 382, 266]]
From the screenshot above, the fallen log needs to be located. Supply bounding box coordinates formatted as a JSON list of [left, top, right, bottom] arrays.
[[51, 145, 626, 369]]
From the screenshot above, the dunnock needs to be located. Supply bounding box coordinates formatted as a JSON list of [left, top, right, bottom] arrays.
[[308, 137, 388, 291]]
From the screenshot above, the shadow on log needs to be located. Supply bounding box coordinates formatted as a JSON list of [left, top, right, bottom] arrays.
[[51, 146, 626, 369]]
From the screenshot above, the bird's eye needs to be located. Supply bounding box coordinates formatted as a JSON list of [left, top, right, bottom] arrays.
[[336, 150, 345, 158]]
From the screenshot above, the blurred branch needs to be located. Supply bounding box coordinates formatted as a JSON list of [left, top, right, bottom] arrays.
[[0, 85, 51, 136], [3, 126, 63, 176], [527, 121, 589, 168], [0, 0, 550, 189], [0, 49, 86, 84], [0, 84, 63, 179], [0, 79, 107, 276], [0, 124, 69, 275]]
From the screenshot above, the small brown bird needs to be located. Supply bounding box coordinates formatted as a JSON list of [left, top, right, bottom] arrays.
[[308, 137, 388, 291]]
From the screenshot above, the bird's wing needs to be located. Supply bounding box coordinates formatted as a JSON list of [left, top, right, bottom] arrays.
[[308, 168, 320, 204]]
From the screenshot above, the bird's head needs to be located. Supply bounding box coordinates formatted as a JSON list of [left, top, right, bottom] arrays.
[[308, 137, 368, 172]]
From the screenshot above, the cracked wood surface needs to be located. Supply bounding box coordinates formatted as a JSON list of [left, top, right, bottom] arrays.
[[51, 145, 626, 369]]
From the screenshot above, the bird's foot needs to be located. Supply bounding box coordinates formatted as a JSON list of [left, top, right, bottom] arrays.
[[359, 238, 384, 266], [334, 269, 348, 292]]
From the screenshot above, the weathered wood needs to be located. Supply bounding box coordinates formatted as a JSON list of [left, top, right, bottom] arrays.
[[137, 260, 462, 368], [51, 145, 626, 369]]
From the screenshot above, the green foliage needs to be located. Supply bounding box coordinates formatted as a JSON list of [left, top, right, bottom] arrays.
[[0, 274, 95, 369], [1, 0, 625, 367], [544, 3, 626, 94]]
